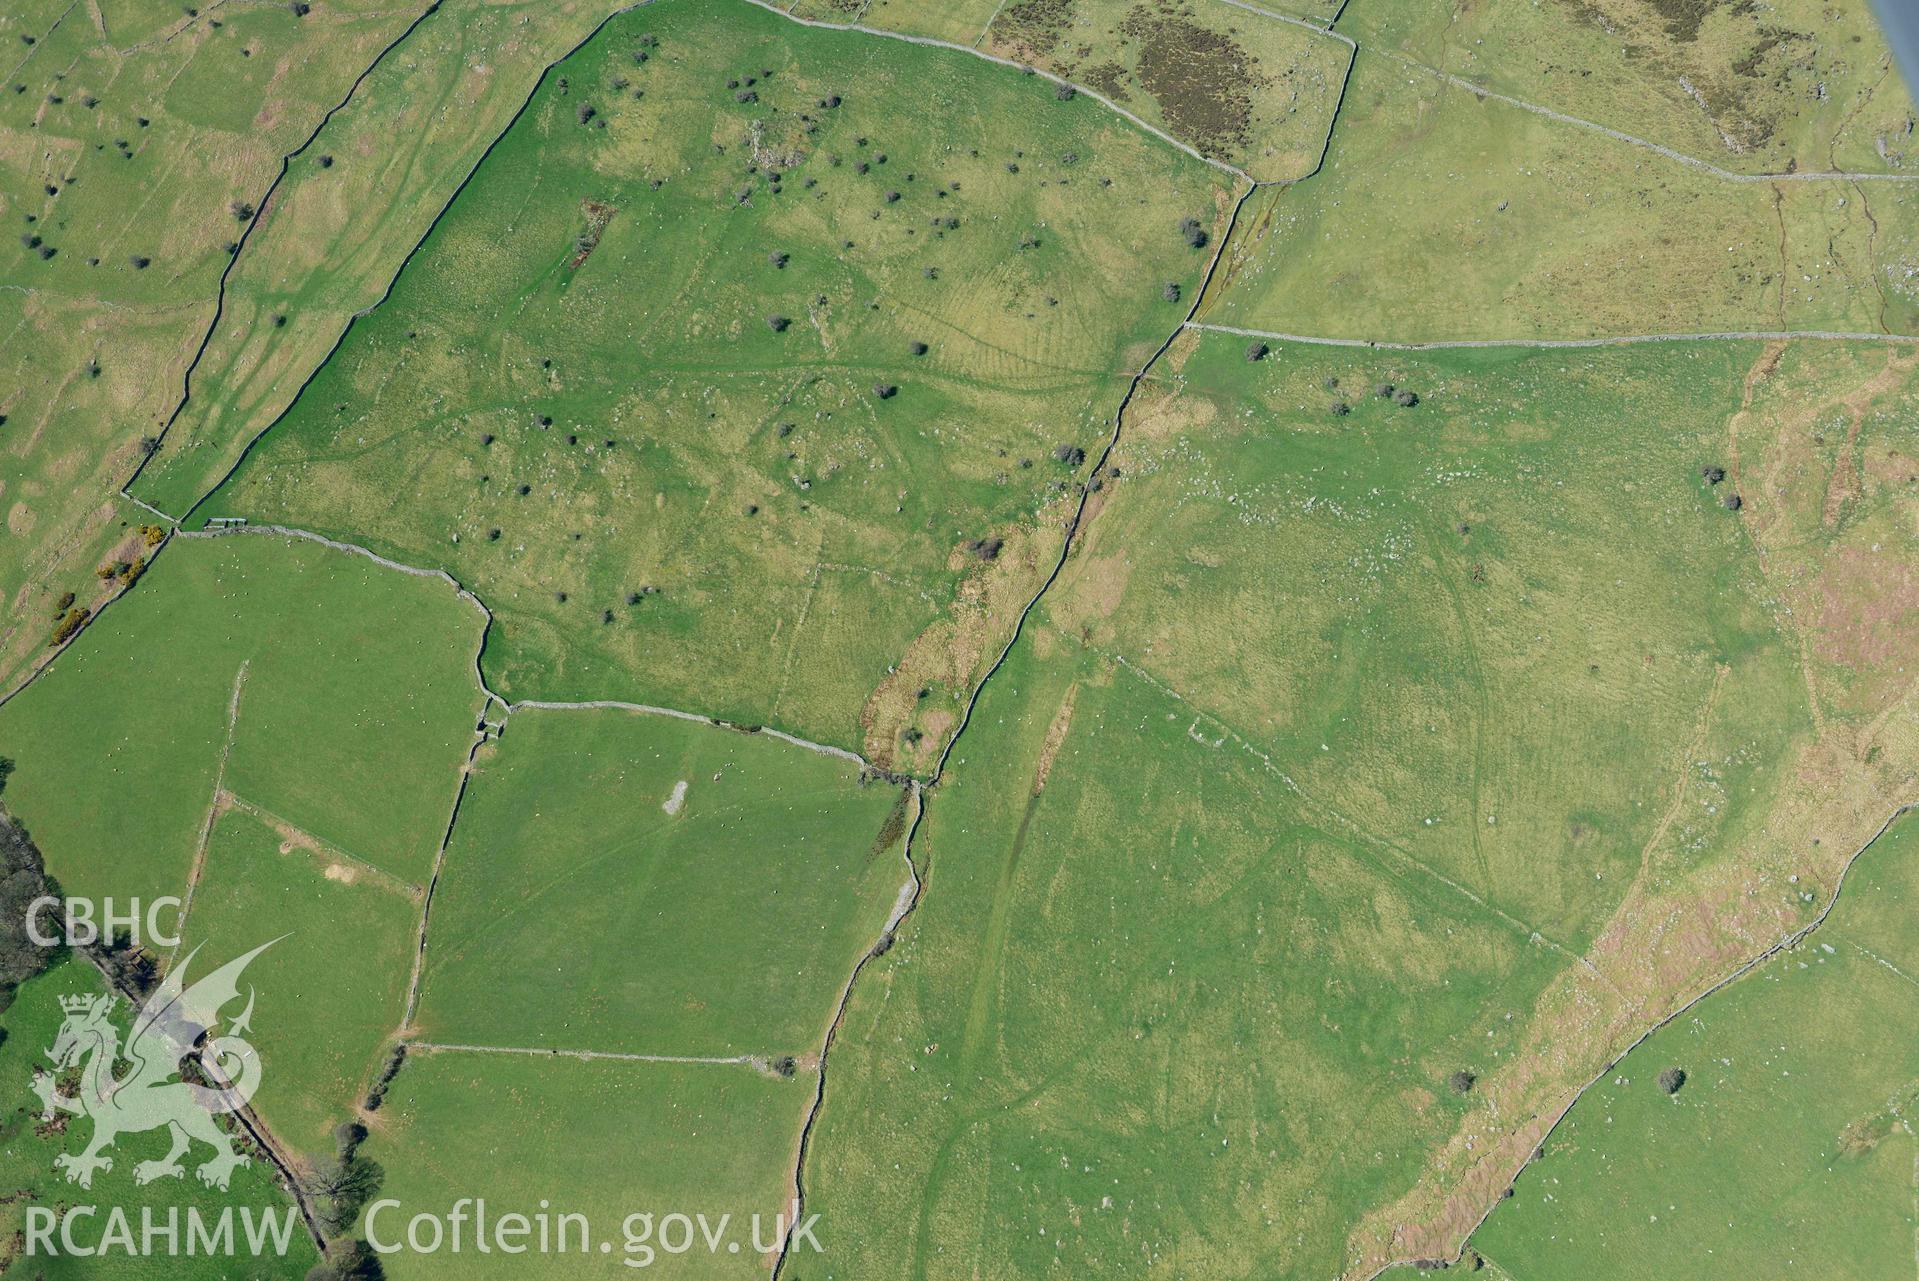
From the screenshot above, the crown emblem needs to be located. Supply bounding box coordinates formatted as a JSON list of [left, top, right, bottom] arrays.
[[58, 993, 98, 1015]]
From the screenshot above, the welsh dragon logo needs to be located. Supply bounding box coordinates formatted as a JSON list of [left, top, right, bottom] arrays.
[[32, 939, 280, 1190]]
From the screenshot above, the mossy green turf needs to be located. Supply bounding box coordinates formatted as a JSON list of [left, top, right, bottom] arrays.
[[0, 1, 413, 301], [179, 809, 420, 1161], [0, 959, 317, 1280], [196, 0, 1234, 760], [361, 1049, 804, 1279], [1202, 49, 1919, 341], [0, 533, 482, 906], [415, 706, 908, 1057], [1472, 813, 1919, 1281], [798, 333, 1818, 1277]]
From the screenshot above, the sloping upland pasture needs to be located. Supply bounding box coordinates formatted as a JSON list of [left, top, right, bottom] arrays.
[[795, 331, 1919, 1278], [1341, 0, 1917, 177], [127, 0, 670, 522], [1200, 48, 1919, 341], [1455, 331, 1919, 1277], [194, 0, 1238, 772], [0, 0, 433, 697], [3, 1, 1919, 1278]]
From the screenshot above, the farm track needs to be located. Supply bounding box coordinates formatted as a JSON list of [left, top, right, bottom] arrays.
[[408, 1040, 758, 1066], [1189, 320, 1919, 349], [1226, 0, 1919, 184], [744, 8, 1919, 1274], [167, 661, 249, 969]]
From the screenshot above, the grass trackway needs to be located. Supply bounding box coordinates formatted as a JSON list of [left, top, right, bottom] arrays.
[[1188, 321, 1919, 348]]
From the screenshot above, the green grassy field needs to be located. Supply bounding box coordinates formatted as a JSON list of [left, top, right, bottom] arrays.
[[0, 0, 430, 697], [128, 0, 648, 522], [803, 632, 1569, 1280], [1115, 335, 1816, 941], [10, 3, 1919, 1276], [0, 958, 318, 1279], [179, 808, 421, 1161], [793, 330, 1919, 1277], [1201, 48, 1919, 341], [1342, 0, 1916, 177], [414, 705, 909, 1057], [360, 1049, 805, 1279], [194, 0, 1237, 768], [1471, 812, 1919, 1281], [0, 532, 483, 906]]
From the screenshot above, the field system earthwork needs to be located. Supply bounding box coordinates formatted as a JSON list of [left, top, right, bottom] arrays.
[[3, 0, 1919, 1277]]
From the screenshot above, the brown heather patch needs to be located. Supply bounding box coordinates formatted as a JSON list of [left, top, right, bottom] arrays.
[[1120, 1, 1265, 159], [989, 0, 1074, 62], [1080, 61, 1132, 103]]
